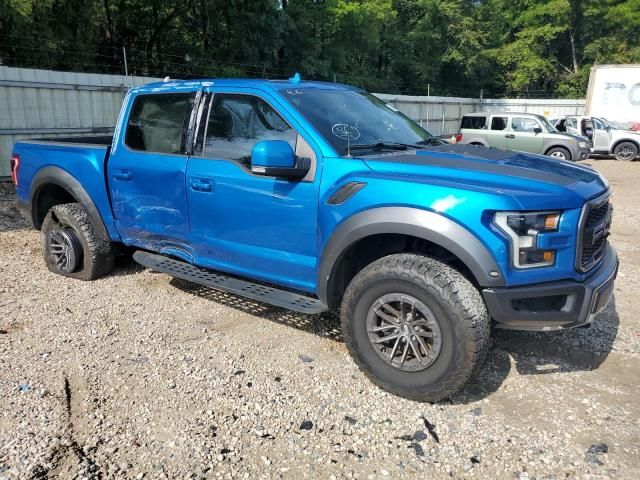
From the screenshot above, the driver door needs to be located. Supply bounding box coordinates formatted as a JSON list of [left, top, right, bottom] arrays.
[[506, 116, 544, 154], [591, 118, 612, 152], [185, 89, 321, 293]]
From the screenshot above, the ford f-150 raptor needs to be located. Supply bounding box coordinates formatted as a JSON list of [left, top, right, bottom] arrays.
[[10, 76, 618, 401]]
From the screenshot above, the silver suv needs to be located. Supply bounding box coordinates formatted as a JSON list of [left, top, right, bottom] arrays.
[[456, 112, 590, 161]]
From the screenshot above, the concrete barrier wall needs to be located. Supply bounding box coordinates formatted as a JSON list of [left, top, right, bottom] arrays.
[[0, 66, 160, 177]]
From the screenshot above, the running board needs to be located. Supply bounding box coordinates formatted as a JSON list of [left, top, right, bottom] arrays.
[[133, 250, 327, 314]]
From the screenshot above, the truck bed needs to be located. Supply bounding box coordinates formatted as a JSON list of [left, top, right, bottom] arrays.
[[12, 135, 119, 240]]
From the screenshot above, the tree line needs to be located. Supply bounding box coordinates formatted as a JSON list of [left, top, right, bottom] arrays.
[[1, 0, 638, 98]]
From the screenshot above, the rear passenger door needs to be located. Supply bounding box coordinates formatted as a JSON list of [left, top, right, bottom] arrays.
[[108, 89, 198, 259], [484, 116, 508, 149], [506, 116, 544, 154]]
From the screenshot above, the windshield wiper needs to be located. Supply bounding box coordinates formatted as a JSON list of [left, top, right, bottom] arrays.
[[349, 142, 410, 152], [415, 137, 446, 146]]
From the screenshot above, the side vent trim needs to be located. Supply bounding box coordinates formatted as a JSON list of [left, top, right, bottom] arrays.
[[327, 182, 366, 205]]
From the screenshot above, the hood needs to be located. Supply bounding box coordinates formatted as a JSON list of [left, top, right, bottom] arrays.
[[622, 130, 640, 139], [361, 144, 608, 210]]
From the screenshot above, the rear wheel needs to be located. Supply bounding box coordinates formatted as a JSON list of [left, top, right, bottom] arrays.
[[340, 254, 490, 402], [613, 141, 638, 161], [546, 146, 572, 161], [41, 203, 114, 280]]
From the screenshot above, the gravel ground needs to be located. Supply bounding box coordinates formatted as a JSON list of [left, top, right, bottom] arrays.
[[1, 160, 639, 480]]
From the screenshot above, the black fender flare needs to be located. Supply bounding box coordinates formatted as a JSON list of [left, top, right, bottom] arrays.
[[29, 166, 110, 241], [317, 207, 505, 305]]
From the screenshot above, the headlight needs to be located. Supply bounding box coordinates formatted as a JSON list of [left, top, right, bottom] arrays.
[[494, 211, 561, 268], [578, 141, 588, 148]]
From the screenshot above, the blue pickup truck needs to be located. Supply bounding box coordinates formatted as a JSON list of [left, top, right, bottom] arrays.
[[10, 77, 617, 401]]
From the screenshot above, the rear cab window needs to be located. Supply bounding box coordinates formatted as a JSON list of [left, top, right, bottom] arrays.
[[461, 116, 487, 130]]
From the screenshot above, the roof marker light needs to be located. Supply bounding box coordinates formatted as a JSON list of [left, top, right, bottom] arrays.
[[289, 72, 301, 85]]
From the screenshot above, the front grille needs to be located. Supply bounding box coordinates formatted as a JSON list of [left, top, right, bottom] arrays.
[[577, 195, 612, 272]]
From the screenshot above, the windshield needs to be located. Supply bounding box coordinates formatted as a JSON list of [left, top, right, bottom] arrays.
[[279, 88, 438, 155], [539, 117, 558, 133]]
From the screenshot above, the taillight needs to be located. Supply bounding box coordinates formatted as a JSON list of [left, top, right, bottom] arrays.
[[455, 133, 463, 143], [10, 154, 20, 186]]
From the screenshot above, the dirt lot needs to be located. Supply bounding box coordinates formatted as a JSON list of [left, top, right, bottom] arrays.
[[1, 160, 639, 480]]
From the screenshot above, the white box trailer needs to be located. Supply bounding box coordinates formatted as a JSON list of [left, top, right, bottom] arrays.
[[585, 64, 640, 129]]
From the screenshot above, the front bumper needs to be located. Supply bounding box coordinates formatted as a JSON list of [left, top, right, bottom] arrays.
[[578, 147, 590, 160], [482, 245, 618, 331]]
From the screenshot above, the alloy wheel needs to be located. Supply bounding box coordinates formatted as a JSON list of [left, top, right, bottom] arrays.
[[366, 293, 443, 372], [48, 228, 82, 273], [550, 151, 567, 159], [616, 145, 635, 160]]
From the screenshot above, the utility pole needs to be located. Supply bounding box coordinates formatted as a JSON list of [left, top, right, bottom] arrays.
[[123, 47, 129, 76]]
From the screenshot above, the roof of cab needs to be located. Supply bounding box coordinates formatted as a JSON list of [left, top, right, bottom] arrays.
[[129, 78, 360, 94]]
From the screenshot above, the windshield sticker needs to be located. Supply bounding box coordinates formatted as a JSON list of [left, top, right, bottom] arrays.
[[332, 124, 361, 141]]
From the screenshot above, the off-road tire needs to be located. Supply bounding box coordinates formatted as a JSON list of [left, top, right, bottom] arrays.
[[613, 141, 638, 161], [546, 146, 572, 161], [340, 254, 490, 402], [41, 203, 115, 280]]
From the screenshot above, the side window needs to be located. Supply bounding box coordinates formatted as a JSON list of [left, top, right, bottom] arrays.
[[592, 118, 606, 130], [566, 117, 576, 128], [490, 116, 507, 131], [556, 119, 567, 132], [125, 93, 194, 154], [461, 116, 486, 129], [511, 117, 540, 133], [198, 93, 297, 163]]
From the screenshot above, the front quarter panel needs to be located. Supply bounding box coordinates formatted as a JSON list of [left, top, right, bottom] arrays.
[[317, 156, 593, 299], [317, 157, 516, 294]]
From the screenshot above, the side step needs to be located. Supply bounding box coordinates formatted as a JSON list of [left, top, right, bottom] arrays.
[[133, 250, 328, 314]]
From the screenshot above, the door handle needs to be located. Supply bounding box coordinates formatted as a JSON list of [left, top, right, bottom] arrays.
[[190, 179, 213, 192], [505, 134, 515, 139], [114, 169, 132, 181]]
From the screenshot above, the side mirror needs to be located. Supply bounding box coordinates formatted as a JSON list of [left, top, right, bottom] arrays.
[[250, 140, 310, 179], [533, 127, 542, 134]]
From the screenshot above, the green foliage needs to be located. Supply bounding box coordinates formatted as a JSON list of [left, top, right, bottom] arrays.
[[0, 0, 637, 97]]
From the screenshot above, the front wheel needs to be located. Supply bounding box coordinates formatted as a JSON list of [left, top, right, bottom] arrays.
[[340, 254, 490, 402], [613, 141, 638, 161], [546, 146, 572, 161]]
